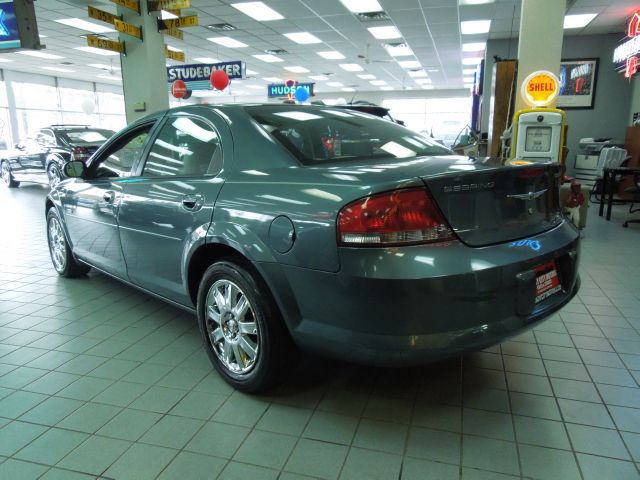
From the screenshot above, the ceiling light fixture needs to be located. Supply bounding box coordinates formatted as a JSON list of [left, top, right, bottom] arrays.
[[283, 32, 321, 44], [309, 75, 329, 81], [408, 70, 427, 77], [384, 43, 413, 57], [55, 18, 114, 33], [74, 46, 119, 56], [461, 20, 491, 34], [462, 42, 486, 52], [326, 81, 344, 87], [231, 2, 284, 21], [339, 0, 383, 13], [207, 36, 248, 48], [41, 66, 75, 73], [462, 57, 482, 65], [357, 74, 376, 79], [17, 50, 64, 59], [398, 60, 421, 68], [370, 80, 387, 85], [367, 25, 402, 39], [317, 51, 345, 60], [88, 63, 120, 70], [459, 0, 494, 4], [284, 66, 310, 73], [262, 76, 283, 82], [563, 14, 597, 29], [339, 63, 363, 72], [160, 10, 179, 20], [253, 54, 284, 62], [194, 57, 220, 63]]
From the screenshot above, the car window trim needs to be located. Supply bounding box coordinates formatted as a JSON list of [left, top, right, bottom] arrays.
[[134, 112, 223, 179]]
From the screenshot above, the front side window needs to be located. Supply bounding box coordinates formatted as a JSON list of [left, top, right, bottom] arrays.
[[244, 105, 453, 165], [142, 116, 222, 177], [94, 126, 152, 178]]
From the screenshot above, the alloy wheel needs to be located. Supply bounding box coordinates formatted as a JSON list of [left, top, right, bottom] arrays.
[[48, 164, 61, 188], [48, 216, 67, 272], [205, 279, 259, 375]]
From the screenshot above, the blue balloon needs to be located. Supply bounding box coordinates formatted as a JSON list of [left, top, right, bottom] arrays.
[[295, 87, 309, 102]]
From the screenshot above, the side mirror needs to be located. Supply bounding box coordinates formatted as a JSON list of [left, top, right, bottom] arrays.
[[64, 160, 86, 178], [396, 120, 406, 126]]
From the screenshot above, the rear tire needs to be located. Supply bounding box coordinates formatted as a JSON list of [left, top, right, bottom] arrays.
[[46, 208, 90, 278], [197, 259, 296, 392], [1, 160, 19, 188]]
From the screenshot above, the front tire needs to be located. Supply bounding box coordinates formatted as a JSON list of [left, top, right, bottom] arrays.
[[1, 161, 19, 188], [197, 260, 296, 392], [47, 163, 63, 189], [46, 208, 90, 277]]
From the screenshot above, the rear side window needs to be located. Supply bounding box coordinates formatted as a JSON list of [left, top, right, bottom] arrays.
[[142, 116, 222, 177], [244, 105, 452, 165]]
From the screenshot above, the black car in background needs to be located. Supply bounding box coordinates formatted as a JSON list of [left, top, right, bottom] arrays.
[[0, 125, 116, 189]]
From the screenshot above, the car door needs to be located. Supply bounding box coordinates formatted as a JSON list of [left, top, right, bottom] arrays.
[[116, 112, 229, 305], [60, 122, 157, 278]]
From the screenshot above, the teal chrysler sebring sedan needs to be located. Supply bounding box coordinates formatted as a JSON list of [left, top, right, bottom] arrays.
[[45, 104, 580, 392]]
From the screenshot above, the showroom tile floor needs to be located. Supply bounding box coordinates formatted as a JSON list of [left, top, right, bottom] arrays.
[[0, 183, 639, 480]]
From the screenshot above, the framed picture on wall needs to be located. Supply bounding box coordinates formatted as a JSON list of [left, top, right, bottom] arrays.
[[557, 58, 599, 109]]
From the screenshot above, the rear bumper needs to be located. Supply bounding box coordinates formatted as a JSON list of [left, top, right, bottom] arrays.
[[260, 221, 580, 366]]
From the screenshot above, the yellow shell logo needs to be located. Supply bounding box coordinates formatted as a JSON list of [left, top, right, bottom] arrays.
[[521, 70, 560, 107]]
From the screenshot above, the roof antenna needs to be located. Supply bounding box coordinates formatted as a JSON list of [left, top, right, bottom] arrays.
[[350, 91, 357, 103]]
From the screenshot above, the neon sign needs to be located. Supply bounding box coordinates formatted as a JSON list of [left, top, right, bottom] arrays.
[[614, 11, 640, 79]]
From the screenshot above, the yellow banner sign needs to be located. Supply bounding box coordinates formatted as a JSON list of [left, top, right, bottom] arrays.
[[114, 19, 142, 39], [163, 28, 184, 40], [110, 0, 139, 13], [159, 15, 197, 30], [87, 35, 125, 54], [148, 0, 189, 11], [88, 6, 120, 25], [165, 47, 185, 62]]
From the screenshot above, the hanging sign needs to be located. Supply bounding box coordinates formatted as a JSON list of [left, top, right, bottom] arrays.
[[162, 28, 184, 40], [166, 61, 245, 90], [148, 0, 190, 11], [114, 19, 142, 39], [521, 70, 560, 107], [613, 11, 640, 79], [158, 15, 198, 30], [110, 0, 139, 14], [267, 80, 315, 99], [165, 46, 185, 62], [87, 34, 125, 54], [88, 6, 120, 26]]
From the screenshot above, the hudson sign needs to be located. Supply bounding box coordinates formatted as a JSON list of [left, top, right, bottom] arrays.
[[613, 11, 640, 79]]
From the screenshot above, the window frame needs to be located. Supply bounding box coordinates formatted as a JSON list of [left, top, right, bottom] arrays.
[[134, 113, 223, 179]]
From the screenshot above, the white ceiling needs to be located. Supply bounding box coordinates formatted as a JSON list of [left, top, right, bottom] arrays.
[[0, 0, 638, 94]]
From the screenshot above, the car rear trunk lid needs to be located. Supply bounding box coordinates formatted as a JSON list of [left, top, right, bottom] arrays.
[[422, 164, 563, 247]]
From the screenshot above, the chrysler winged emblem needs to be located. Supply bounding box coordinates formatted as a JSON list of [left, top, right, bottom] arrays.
[[507, 189, 547, 201]]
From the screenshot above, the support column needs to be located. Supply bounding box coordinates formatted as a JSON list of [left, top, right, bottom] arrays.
[[117, 0, 169, 123], [514, 0, 565, 111]]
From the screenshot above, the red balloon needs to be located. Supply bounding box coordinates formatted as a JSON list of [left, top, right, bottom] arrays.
[[211, 70, 229, 90], [171, 79, 187, 99]]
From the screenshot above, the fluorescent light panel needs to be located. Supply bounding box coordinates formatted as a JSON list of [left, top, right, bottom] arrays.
[[55, 18, 114, 33], [564, 14, 597, 29], [408, 70, 427, 77], [385, 44, 413, 56], [41, 66, 74, 73], [74, 46, 119, 56], [326, 81, 344, 87], [462, 42, 486, 52], [283, 32, 321, 44], [309, 75, 329, 81], [398, 60, 421, 68], [317, 51, 345, 60], [284, 66, 310, 73], [368, 25, 401, 39], [207, 36, 247, 48], [88, 63, 120, 70], [16, 50, 64, 59], [459, 0, 494, 4], [246, 85, 263, 90], [160, 10, 179, 19], [194, 57, 220, 63], [461, 20, 491, 34], [97, 74, 121, 81], [339, 0, 383, 13], [357, 74, 376, 79], [342, 87, 356, 92], [262, 76, 283, 82], [339, 63, 363, 72], [462, 68, 476, 75], [166, 45, 182, 52], [253, 54, 283, 62], [370, 80, 386, 85], [380, 86, 394, 90], [0, 57, 12, 63], [246, 69, 259, 75], [415, 78, 432, 84], [462, 57, 482, 65], [231, 2, 284, 21]]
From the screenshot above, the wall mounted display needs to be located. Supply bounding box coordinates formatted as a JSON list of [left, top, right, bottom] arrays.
[[0, 0, 41, 51], [557, 58, 599, 109]]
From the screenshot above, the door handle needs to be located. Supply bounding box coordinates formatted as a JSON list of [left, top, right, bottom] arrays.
[[103, 191, 115, 203], [181, 194, 204, 211]]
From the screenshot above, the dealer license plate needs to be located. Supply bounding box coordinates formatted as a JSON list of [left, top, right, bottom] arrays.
[[534, 261, 562, 304]]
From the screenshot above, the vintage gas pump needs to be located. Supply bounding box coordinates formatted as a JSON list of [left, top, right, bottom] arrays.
[[509, 70, 566, 165]]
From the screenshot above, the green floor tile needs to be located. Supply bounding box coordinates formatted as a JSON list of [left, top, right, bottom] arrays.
[[157, 451, 226, 480], [57, 402, 121, 433], [0, 421, 48, 456], [14, 428, 88, 465], [211, 392, 269, 428], [218, 461, 279, 480], [92, 380, 149, 407], [22, 371, 80, 395], [104, 443, 177, 480], [56, 376, 113, 401], [519, 444, 580, 480], [302, 410, 358, 445], [0, 459, 48, 479], [129, 385, 186, 413], [0, 390, 47, 418], [339, 447, 402, 480], [186, 421, 249, 458], [285, 439, 348, 480], [57, 435, 131, 475], [256, 403, 312, 436], [234, 430, 296, 469], [20, 396, 83, 426], [169, 390, 226, 420], [96, 408, 161, 441], [462, 435, 519, 476], [140, 415, 203, 449], [402, 457, 460, 480]]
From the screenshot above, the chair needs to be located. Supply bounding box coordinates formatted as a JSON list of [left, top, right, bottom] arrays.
[[623, 172, 640, 228]]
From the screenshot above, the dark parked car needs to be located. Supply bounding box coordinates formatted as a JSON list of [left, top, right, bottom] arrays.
[[46, 104, 580, 392], [1, 125, 115, 189]]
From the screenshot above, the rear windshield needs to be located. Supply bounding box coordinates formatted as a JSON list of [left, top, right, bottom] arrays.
[[59, 129, 115, 144], [244, 105, 452, 165]]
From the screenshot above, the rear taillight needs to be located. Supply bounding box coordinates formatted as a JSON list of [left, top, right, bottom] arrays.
[[72, 147, 89, 162], [337, 188, 455, 246]]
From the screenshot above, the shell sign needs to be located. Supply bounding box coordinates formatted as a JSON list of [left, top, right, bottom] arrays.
[[521, 70, 560, 107]]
